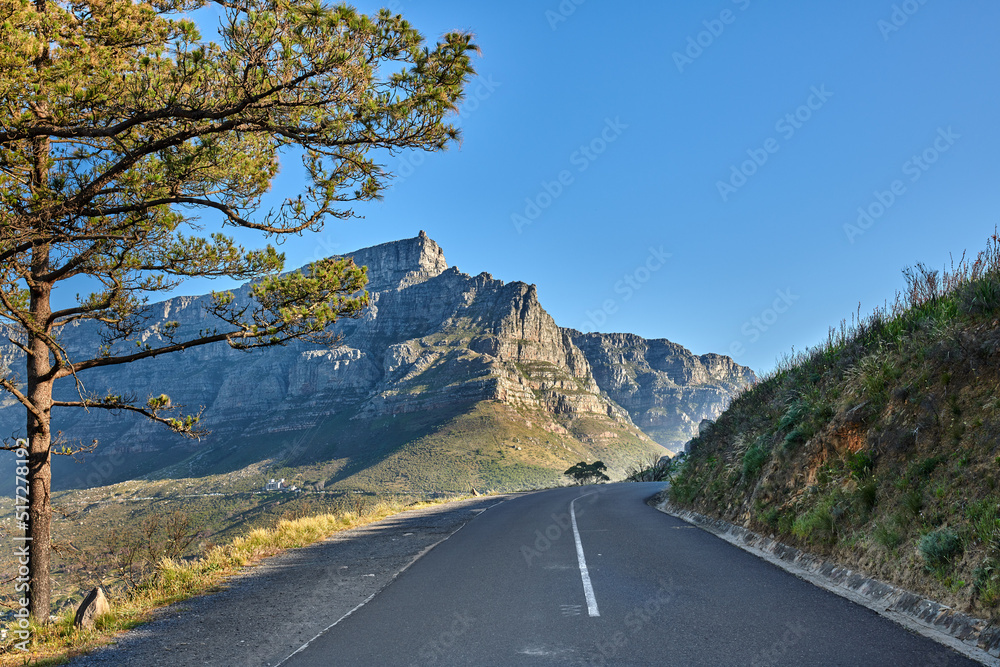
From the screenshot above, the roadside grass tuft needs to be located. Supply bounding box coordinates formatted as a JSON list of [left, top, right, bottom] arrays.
[[741, 437, 770, 480], [901, 489, 925, 518]]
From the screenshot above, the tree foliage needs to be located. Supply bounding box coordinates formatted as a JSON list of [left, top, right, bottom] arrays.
[[0, 0, 477, 619], [564, 461, 610, 485]]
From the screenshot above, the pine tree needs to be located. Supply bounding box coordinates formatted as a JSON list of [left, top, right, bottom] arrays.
[[0, 0, 477, 619]]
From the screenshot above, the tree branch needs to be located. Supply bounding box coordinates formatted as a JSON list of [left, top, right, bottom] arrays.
[[0, 377, 44, 423], [52, 399, 205, 438]]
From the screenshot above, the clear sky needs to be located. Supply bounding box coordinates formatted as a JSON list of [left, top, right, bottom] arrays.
[[187, 0, 1000, 374]]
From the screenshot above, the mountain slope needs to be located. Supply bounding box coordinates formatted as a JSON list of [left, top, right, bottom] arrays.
[[665, 238, 1000, 623]]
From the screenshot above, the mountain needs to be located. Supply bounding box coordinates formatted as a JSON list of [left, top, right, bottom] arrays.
[[0, 233, 754, 494], [566, 331, 756, 448]]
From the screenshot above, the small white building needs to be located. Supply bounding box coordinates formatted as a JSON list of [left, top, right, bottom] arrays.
[[264, 478, 286, 492]]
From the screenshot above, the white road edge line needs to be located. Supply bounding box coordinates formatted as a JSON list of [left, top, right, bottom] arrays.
[[274, 498, 509, 666], [570, 493, 600, 617]]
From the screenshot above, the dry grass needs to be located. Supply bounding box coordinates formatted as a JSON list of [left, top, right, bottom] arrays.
[[0, 496, 466, 666]]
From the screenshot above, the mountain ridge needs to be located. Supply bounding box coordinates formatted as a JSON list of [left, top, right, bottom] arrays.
[[0, 232, 755, 493]]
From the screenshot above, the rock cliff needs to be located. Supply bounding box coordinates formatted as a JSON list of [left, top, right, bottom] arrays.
[[0, 233, 753, 491], [565, 331, 756, 450]]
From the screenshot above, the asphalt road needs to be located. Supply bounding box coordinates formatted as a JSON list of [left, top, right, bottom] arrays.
[[280, 482, 977, 666]]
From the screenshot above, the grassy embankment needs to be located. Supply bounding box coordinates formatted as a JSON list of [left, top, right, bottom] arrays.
[[0, 494, 468, 665], [648, 233, 1000, 621]]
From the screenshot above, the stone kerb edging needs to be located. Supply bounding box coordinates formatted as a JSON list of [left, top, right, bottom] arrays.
[[654, 499, 1000, 666]]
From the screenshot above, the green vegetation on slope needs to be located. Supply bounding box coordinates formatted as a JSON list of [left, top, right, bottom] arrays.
[[663, 233, 1000, 620], [190, 397, 664, 497]]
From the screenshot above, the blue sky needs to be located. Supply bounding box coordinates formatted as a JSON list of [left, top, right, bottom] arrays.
[[187, 0, 1000, 374]]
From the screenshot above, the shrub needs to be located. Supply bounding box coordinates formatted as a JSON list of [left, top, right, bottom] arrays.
[[847, 351, 896, 409], [916, 455, 946, 479], [779, 399, 810, 431], [959, 275, 1000, 316], [854, 480, 878, 514], [974, 558, 1000, 607], [814, 403, 835, 423], [966, 497, 1000, 546], [668, 460, 700, 505], [919, 528, 963, 569], [783, 424, 814, 451]]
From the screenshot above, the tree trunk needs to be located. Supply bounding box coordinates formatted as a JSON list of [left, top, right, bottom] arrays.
[[27, 0, 53, 618], [26, 278, 54, 621], [25, 401, 53, 621]]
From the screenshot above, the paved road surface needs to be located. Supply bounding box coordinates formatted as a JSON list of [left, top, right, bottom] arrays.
[[282, 483, 976, 666]]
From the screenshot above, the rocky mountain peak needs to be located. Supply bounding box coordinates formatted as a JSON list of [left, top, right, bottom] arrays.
[[347, 232, 448, 291]]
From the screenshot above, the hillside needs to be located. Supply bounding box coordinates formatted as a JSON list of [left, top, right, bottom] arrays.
[[663, 233, 1000, 622], [0, 233, 754, 495]]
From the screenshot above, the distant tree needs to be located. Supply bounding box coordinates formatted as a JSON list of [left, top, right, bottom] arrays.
[[0, 0, 477, 620], [564, 461, 610, 485]]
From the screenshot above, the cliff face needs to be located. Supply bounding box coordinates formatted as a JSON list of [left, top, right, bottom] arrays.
[[565, 331, 756, 450], [0, 233, 751, 489]]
